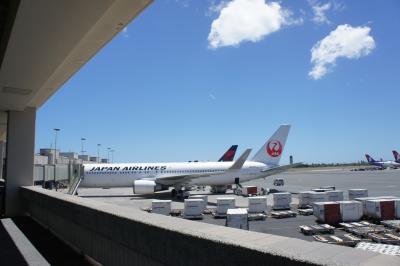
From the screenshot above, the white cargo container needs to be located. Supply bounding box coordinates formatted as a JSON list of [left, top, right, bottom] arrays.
[[375, 196, 398, 200], [337, 201, 363, 222], [216, 198, 235, 215], [273, 192, 291, 210], [354, 197, 377, 214], [354, 196, 398, 214], [313, 201, 341, 224], [298, 191, 312, 208], [183, 199, 203, 219], [348, 189, 368, 200], [309, 192, 328, 204], [226, 208, 249, 230], [189, 195, 208, 211], [241, 186, 258, 196], [313, 202, 324, 221], [152, 200, 171, 215], [327, 190, 344, 202], [365, 199, 396, 220], [248, 196, 267, 213]]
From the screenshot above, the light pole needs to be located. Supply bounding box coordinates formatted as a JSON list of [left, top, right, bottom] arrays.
[[81, 138, 86, 155], [97, 144, 101, 162], [110, 150, 115, 163], [53, 128, 60, 190], [107, 147, 111, 163]]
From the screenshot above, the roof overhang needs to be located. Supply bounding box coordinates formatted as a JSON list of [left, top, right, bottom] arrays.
[[0, 0, 153, 112]]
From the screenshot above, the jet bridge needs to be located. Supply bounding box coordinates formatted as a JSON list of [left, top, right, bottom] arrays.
[[67, 164, 84, 195]]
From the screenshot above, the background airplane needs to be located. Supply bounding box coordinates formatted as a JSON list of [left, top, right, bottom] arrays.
[[393, 150, 400, 163], [365, 154, 400, 169], [218, 145, 238, 162]]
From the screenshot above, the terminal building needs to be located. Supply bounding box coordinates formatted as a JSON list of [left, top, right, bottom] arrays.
[[32, 148, 109, 188]]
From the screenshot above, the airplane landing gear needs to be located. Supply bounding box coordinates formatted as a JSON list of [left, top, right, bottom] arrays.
[[210, 185, 227, 194], [171, 189, 177, 198], [234, 177, 242, 188]]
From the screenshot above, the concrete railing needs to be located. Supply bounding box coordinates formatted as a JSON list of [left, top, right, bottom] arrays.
[[21, 186, 400, 266]]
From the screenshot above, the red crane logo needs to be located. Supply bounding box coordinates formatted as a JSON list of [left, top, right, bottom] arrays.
[[266, 140, 283, 157]]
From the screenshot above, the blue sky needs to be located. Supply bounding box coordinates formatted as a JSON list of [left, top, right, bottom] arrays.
[[36, 0, 400, 164]]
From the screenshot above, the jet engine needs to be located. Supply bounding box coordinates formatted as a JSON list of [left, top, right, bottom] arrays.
[[133, 180, 168, 194], [133, 180, 156, 194]]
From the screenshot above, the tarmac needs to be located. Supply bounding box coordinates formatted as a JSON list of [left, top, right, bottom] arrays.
[[76, 168, 400, 243], [263, 168, 400, 198], [77, 168, 400, 207]]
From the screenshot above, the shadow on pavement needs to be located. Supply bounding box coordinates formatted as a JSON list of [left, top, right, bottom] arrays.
[[12, 217, 92, 266]]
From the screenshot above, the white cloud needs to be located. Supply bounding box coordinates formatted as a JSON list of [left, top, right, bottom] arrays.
[[309, 1, 345, 25], [311, 2, 331, 25], [207, 0, 228, 16], [208, 0, 292, 49], [309, 24, 375, 80]]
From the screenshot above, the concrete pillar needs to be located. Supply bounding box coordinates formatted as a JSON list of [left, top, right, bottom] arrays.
[[0, 141, 5, 179], [5, 107, 36, 217]]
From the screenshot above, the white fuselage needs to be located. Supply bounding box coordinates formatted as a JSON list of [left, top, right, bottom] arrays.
[[369, 160, 400, 169], [80, 161, 269, 188], [382, 161, 400, 169]]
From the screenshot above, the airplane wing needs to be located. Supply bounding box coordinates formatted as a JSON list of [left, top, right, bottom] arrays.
[[156, 172, 217, 186], [156, 149, 252, 186], [261, 162, 303, 176]]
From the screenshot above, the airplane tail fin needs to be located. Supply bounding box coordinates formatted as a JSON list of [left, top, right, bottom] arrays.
[[365, 154, 375, 163], [393, 150, 399, 162], [251, 125, 290, 166], [218, 145, 238, 162]]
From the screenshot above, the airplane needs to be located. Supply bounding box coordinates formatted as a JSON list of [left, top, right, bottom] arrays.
[[365, 154, 400, 169], [178, 144, 237, 195], [69, 145, 239, 196], [189, 145, 238, 163], [218, 145, 238, 162], [393, 150, 400, 163], [75, 125, 297, 196]]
